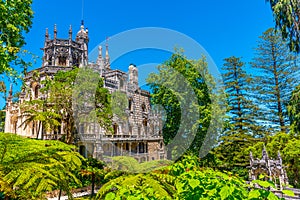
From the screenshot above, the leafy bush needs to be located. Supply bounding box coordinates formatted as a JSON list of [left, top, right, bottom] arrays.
[[96, 155, 282, 200]]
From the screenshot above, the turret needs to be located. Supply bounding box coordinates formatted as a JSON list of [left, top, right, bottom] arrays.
[[76, 21, 89, 66], [41, 23, 88, 68], [129, 64, 138, 89]]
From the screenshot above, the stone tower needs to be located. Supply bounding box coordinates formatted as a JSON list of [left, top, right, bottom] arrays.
[[42, 23, 89, 68]]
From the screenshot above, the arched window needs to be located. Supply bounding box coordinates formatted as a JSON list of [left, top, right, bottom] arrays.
[[128, 98, 133, 111], [58, 56, 67, 66], [113, 123, 118, 135], [34, 85, 40, 99], [143, 119, 148, 135], [129, 125, 132, 135], [143, 119, 147, 127], [141, 103, 146, 112]]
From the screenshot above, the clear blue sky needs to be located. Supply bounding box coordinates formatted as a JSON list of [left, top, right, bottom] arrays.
[[0, 0, 275, 108]]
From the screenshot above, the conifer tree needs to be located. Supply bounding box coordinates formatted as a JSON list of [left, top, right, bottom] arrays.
[[222, 56, 261, 135], [251, 28, 299, 133], [212, 57, 261, 174], [288, 84, 300, 136]]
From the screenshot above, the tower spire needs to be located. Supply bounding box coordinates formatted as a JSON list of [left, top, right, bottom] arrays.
[[45, 28, 49, 40], [105, 37, 110, 70], [7, 84, 12, 102], [54, 24, 57, 40], [69, 25, 72, 39], [105, 37, 109, 59], [98, 45, 102, 58]]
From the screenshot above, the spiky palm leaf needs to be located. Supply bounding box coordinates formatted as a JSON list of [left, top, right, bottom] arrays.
[[0, 133, 83, 199]]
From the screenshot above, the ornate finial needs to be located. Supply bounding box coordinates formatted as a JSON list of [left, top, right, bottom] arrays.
[[98, 45, 102, 58], [9, 84, 12, 97], [54, 24, 57, 39], [45, 28, 49, 40], [81, 20, 84, 26], [105, 37, 109, 59], [69, 25, 72, 39]]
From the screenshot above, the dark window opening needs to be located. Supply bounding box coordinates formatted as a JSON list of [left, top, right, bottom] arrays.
[[141, 103, 146, 112], [58, 56, 67, 66], [34, 85, 40, 99], [129, 125, 132, 135], [113, 123, 118, 135], [128, 98, 133, 111]]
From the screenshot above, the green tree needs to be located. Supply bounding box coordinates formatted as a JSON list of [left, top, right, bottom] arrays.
[[0, 132, 83, 199], [146, 52, 215, 159], [212, 57, 263, 177], [0, 0, 33, 74], [266, 0, 300, 52], [288, 84, 300, 136], [20, 99, 61, 139], [251, 28, 299, 132], [81, 158, 105, 197], [222, 56, 263, 135], [0, 81, 6, 100]]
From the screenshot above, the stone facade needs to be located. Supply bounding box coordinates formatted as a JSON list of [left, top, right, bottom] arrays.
[[249, 148, 300, 199], [4, 23, 166, 162]]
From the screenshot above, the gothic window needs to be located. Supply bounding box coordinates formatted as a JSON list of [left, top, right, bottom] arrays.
[[58, 56, 67, 66], [143, 119, 148, 135], [79, 123, 84, 133], [34, 85, 40, 99], [120, 79, 124, 88], [139, 143, 145, 153], [128, 98, 133, 111], [48, 56, 52, 65], [160, 141, 163, 149], [143, 119, 147, 126], [141, 103, 146, 112], [129, 125, 132, 135], [113, 123, 118, 135]]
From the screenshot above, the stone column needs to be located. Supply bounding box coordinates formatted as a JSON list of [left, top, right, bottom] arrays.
[[120, 142, 123, 156]]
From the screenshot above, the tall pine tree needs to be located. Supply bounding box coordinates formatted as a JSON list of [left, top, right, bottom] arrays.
[[212, 57, 261, 175], [222, 56, 261, 135], [251, 28, 299, 133]]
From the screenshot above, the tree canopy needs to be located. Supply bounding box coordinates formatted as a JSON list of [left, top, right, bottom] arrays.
[[0, 132, 83, 199], [146, 52, 219, 159], [0, 0, 33, 74], [266, 0, 300, 52]]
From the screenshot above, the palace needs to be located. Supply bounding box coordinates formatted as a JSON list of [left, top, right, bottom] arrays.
[[4, 23, 166, 162]]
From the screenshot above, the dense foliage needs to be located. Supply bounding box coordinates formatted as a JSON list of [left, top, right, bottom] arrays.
[[146, 51, 224, 159], [251, 28, 299, 132], [266, 0, 300, 52], [20, 67, 112, 144], [0, 0, 33, 74], [0, 132, 83, 199], [288, 84, 300, 135], [96, 155, 283, 200]]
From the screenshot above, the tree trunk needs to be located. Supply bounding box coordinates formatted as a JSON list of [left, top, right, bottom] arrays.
[[91, 174, 95, 197], [58, 188, 62, 200], [36, 121, 42, 139]]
